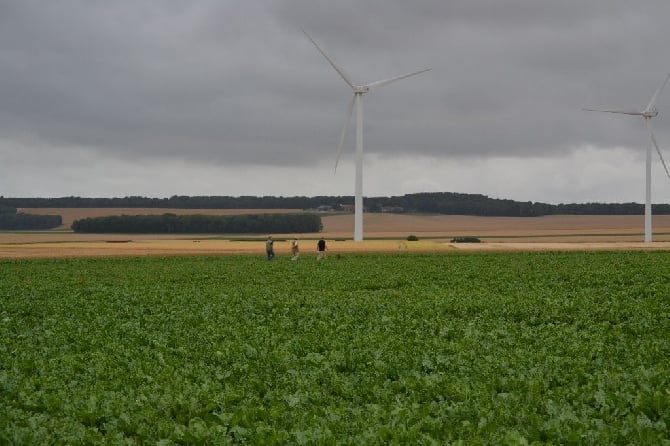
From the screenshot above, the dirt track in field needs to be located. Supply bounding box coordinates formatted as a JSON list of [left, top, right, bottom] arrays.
[[3, 210, 670, 258]]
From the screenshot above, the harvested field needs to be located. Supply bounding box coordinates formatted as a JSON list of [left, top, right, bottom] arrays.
[[322, 213, 670, 239], [3, 210, 670, 258], [1, 239, 670, 259]]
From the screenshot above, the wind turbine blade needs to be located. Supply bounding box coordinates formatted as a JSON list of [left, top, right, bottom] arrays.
[[644, 73, 670, 113], [335, 95, 356, 173], [582, 108, 643, 116], [364, 68, 431, 89], [302, 29, 354, 89], [647, 119, 670, 179]]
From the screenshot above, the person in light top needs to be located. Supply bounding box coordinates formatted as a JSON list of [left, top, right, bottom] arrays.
[[291, 237, 300, 260], [265, 236, 275, 260]]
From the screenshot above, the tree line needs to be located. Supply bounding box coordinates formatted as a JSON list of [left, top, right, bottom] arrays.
[[365, 193, 669, 216], [71, 213, 323, 234], [0, 195, 345, 210], [0, 205, 62, 230], [3, 193, 670, 217]]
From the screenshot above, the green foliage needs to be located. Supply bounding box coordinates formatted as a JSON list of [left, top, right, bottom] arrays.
[[0, 204, 62, 229], [0, 195, 348, 211], [71, 213, 322, 234], [0, 211, 62, 230], [1, 252, 669, 443], [0, 205, 17, 214], [450, 236, 481, 243]]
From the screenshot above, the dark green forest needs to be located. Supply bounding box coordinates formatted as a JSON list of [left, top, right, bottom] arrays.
[[0, 205, 62, 230], [71, 213, 322, 234], [2, 193, 669, 217]]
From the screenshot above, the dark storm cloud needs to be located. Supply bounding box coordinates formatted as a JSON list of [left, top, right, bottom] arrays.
[[276, 0, 670, 156], [1, 0, 669, 169], [0, 1, 321, 165]]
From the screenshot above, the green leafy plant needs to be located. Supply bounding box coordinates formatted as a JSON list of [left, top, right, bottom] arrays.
[[1, 252, 668, 443]]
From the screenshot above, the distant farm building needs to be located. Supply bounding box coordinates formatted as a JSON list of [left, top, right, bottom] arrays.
[[316, 205, 333, 212]]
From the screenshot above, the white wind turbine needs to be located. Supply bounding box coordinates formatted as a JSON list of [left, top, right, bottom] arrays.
[[303, 30, 430, 241], [584, 73, 670, 243]]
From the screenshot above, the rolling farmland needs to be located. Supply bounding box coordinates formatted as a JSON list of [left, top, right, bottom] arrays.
[[5, 210, 670, 259], [17, 208, 670, 240]]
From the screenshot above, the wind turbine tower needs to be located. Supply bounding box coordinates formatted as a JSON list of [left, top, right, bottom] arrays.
[[584, 73, 670, 243], [304, 30, 430, 241]]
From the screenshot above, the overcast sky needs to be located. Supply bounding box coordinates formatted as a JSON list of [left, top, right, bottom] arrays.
[[1, 0, 670, 204]]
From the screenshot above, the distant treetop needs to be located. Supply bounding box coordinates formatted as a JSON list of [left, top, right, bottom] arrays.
[[1, 193, 667, 216]]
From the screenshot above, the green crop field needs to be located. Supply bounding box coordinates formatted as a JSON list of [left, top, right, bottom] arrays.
[[1, 252, 669, 444]]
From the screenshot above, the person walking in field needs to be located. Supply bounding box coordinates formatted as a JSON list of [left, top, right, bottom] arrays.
[[316, 236, 327, 260], [290, 237, 300, 260], [266, 235, 275, 260]]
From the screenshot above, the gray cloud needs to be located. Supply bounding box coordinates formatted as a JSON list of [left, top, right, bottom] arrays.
[[1, 0, 670, 199]]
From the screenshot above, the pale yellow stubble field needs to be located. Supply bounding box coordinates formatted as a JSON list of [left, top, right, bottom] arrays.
[[2, 209, 670, 258]]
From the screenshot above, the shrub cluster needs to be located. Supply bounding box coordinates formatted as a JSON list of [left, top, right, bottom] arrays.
[[450, 236, 481, 243], [71, 213, 323, 234]]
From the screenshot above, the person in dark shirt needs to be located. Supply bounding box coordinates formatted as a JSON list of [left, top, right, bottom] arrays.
[[316, 236, 327, 260]]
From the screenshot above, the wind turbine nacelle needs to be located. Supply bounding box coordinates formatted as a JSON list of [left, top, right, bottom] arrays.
[[643, 110, 659, 118], [353, 86, 370, 94]]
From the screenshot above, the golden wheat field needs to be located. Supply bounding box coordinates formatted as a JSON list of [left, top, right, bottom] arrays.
[[2, 208, 670, 258]]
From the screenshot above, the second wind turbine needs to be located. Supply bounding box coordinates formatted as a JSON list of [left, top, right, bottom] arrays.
[[584, 73, 670, 243], [304, 30, 430, 242]]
